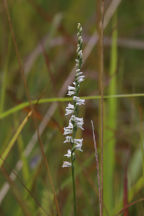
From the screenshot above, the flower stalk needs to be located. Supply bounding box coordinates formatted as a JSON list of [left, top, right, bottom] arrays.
[[62, 23, 85, 216]]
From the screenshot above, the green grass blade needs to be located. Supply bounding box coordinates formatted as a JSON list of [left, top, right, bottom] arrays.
[[103, 13, 118, 215], [0, 111, 32, 167], [16, 127, 30, 183], [1, 93, 144, 119], [0, 37, 11, 113]]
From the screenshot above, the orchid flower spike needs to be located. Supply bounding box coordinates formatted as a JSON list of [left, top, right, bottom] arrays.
[[62, 23, 85, 168]]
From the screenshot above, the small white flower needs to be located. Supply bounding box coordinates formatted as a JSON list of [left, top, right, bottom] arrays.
[[65, 103, 74, 115], [64, 128, 72, 135], [67, 86, 76, 96], [77, 75, 85, 83], [64, 149, 72, 158], [76, 69, 84, 82], [77, 23, 82, 30], [76, 69, 83, 76], [73, 96, 85, 106], [78, 50, 83, 59], [73, 138, 83, 146], [78, 37, 83, 44], [62, 161, 72, 168], [77, 46, 81, 54], [64, 122, 73, 135], [64, 136, 73, 143], [74, 138, 83, 152], [75, 144, 83, 152], [64, 121, 74, 135], [68, 86, 75, 91], [76, 69, 80, 73], [70, 115, 84, 130]]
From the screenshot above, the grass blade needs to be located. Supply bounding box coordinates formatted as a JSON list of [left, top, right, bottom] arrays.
[[0, 111, 32, 167], [103, 13, 118, 215]]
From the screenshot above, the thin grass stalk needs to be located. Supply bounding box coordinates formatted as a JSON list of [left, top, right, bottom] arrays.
[[0, 111, 32, 167], [2, 93, 144, 119], [96, 0, 104, 214], [91, 120, 102, 216], [0, 166, 31, 216], [139, 108, 144, 177], [0, 37, 11, 113], [14, 117, 30, 183], [103, 13, 118, 215]]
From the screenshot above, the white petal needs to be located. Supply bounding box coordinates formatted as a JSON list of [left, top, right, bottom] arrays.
[[64, 127, 72, 135], [63, 121, 74, 135], [73, 138, 83, 145], [77, 75, 85, 83], [75, 145, 83, 152], [67, 86, 76, 96], [65, 103, 74, 116], [74, 138, 83, 152], [70, 115, 84, 130], [64, 149, 72, 158], [65, 109, 73, 115], [67, 91, 75, 96], [64, 136, 73, 143], [68, 86, 75, 91], [76, 69, 80, 73], [73, 96, 85, 106], [62, 161, 71, 168]]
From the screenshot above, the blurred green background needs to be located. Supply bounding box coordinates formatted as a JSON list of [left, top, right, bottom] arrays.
[[0, 0, 144, 215]]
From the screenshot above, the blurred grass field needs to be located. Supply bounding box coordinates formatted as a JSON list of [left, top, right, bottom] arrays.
[[1, 0, 144, 215]]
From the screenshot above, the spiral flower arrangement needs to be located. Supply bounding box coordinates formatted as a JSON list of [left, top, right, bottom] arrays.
[[62, 23, 85, 215], [62, 23, 85, 168]]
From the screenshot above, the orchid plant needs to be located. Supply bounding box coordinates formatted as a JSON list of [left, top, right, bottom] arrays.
[[62, 23, 85, 216]]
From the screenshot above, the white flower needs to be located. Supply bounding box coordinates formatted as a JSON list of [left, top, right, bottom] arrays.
[[73, 96, 85, 106], [77, 23, 82, 32], [67, 86, 76, 96], [64, 128, 72, 135], [65, 103, 74, 115], [70, 115, 84, 130], [77, 75, 85, 83], [68, 86, 75, 91], [64, 136, 73, 143], [73, 81, 76, 86], [74, 138, 83, 145], [75, 59, 79, 68], [76, 69, 82, 75], [74, 138, 83, 152], [64, 149, 72, 158], [75, 144, 83, 152], [78, 50, 83, 59], [62, 161, 72, 168], [64, 122, 73, 135], [78, 37, 83, 44], [75, 59, 79, 64]]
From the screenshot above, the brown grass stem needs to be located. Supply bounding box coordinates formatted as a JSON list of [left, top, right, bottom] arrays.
[[96, 0, 104, 215]]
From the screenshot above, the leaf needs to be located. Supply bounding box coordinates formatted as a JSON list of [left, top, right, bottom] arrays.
[[0, 111, 32, 167]]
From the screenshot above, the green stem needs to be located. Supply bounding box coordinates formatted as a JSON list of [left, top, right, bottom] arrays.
[[71, 159, 77, 216]]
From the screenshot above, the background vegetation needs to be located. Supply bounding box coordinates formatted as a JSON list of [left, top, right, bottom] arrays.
[[0, 0, 144, 215]]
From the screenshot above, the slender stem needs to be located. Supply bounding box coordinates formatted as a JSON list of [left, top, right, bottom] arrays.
[[71, 159, 77, 216], [96, 0, 104, 215]]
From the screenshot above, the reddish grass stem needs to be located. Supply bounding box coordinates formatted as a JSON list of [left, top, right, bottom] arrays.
[[96, 0, 104, 215]]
